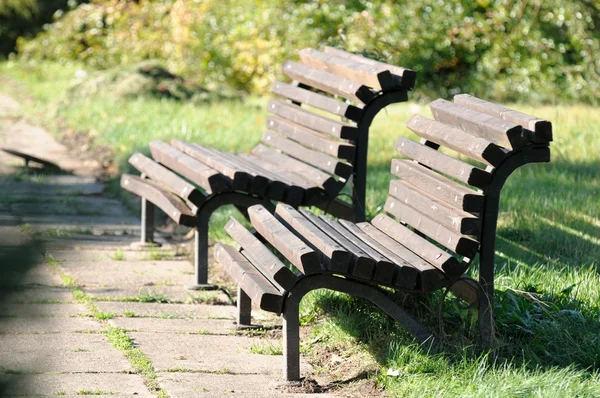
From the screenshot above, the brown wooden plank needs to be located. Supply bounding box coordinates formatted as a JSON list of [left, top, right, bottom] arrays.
[[171, 140, 251, 191], [267, 115, 355, 161], [149, 141, 230, 194], [357, 222, 446, 291], [448, 276, 479, 305], [120, 174, 196, 227], [263, 130, 352, 179], [214, 244, 283, 313], [282, 61, 375, 104], [128, 152, 205, 207], [248, 205, 321, 275], [384, 196, 479, 257], [311, 197, 355, 220], [316, 216, 376, 280], [268, 99, 358, 140], [389, 180, 481, 236], [323, 47, 417, 89], [396, 137, 491, 190], [372, 213, 468, 278], [271, 81, 363, 122], [453, 94, 552, 143], [300, 211, 374, 277], [299, 48, 395, 91], [238, 153, 307, 207], [224, 216, 298, 291], [407, 115, 509, 167], [429, 99, 526, 150], [391, 159, 484, 214], [337, 219, 413, 287], [275, 204, 350, 274]]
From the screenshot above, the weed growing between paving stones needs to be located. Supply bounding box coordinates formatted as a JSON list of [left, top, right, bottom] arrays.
[[109, 249, 125, 261], [75, 388, 117, 395], [249, 340, 283, 355]]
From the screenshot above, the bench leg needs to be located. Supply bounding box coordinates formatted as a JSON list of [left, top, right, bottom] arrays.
[[283, 300, 300, 381], [478, 281, 495, 349], [236, 286, 252, 326], [132, 198, 161, 248]]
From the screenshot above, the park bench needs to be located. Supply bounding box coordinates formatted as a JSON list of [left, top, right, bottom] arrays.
[[121, 47, 416, 288], [214, 94, 552, 380]]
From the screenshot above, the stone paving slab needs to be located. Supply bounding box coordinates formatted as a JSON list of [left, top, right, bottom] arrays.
[[51, 247, 188, 263], [157, 372, 336, 398], [110, 317, 236, 335], [0, 373, 151, 396], [94, 302, 236, 320], [0, 316, 99, 334], [19, 215, 138, 234], [130, 332, 300, 375], [1, 286, 73, 304], [0, 181, 105, 196], [0, 263, 63, 287], [59, 259, 193, 287], [43, 234, 141, 251], [11, 197, 134, 218], [0, 333, 131, 373], [83, 286, 231, 305], [0, 303, 89, 317]]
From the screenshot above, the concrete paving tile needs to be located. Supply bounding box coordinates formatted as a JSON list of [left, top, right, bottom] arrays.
[[84, 286, 231, 305], [0, 263, 63, 287], [51, 247, 188, 263], [43, 234, 140, 251], [11, 197, 134, 218], [0, 303, 89, 317], [59, 259, 193, 288], [0, 181, 105, 196], [19, 215, 138, 234], [158, 372, 336, 398], [94, 302, 236, 320], [0, 333, 131, 373], [0, 373, 151, 396], [0, 316, 99, 334], [109, 317, 235, 335], [0, 286, 73, 304], [130, 332, 303, 376]]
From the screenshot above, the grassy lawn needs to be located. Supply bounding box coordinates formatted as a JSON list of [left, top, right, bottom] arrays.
[[1, 60, 599, 396]]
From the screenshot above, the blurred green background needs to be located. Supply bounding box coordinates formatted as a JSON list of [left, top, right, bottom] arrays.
[[2, 0, 599, 104]]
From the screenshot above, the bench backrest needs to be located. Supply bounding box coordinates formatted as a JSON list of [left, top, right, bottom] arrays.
[[259, 47, 416, 220], [373, 94, 552, 281]]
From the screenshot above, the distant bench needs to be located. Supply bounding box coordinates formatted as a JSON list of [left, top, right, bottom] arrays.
[[214, 94, 552, 380], [121, 46, 416, 288]]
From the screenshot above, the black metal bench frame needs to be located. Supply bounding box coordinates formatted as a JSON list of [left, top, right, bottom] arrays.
[[123, 47, 415, 289], [215, 95, 552, 380]]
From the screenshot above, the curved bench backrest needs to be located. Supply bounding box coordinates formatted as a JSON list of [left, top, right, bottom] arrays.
[[255, 47, 415, 220], [373, 94, 552, 281]]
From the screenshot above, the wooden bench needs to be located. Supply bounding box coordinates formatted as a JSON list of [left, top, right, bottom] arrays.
[[121, 47, 416, 288], [214, 94, 552, 380]]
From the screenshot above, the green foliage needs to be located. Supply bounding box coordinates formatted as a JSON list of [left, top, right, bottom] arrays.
[[16, 0, 600, 103]]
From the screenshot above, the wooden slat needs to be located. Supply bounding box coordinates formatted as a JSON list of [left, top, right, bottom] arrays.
[[396, 137, 491, 190], [299, 48, 395, 91], [316, 216, 376, 280], [407, 115, 509, 167], [171, 140, 251, 191], [384, 196, 479, 257], [149, 141, 230, 194], [268, 100, 358, 140], [391, 159, 484, 214], [275, 204, 350, 274], [429, 99, 525, 150], [312, 197, 355, 221], [454, 94, 552, 143], [300, 211, 375, 278], [128, 152, 205, 206], [282, 61, 375, 104], [267, 115, 355, 161], [372, 214, 468, 278], [214, 244, 283, 313], [248, 205, 321, 275], [357, 222, 447, 291], [338, 219, 415, 287], [224, 216, 298, 292], [217, 152, 285, 200], [263, 130, 352, 179], [120, 174, 196, 227], [252, 144, 342, 202], [238, 153, 308, 207], [271, 81, 363, 122], [389, 180, 481, 236], [323, 47, 417, 89]]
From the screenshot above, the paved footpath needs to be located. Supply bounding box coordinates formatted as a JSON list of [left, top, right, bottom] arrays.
[[0, 94, 334, 397]]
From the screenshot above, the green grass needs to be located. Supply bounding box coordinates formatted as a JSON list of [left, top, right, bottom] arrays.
[[3, 60, 600, 397]]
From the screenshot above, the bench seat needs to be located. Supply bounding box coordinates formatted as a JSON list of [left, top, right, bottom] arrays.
[[214, 94, 552, 380]]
